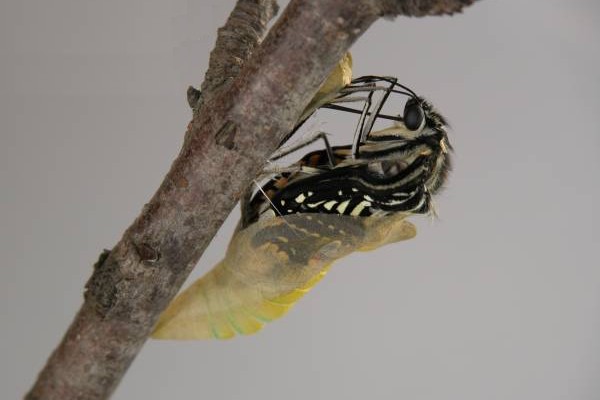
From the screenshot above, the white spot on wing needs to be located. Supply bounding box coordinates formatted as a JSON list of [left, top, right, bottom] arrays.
[[351, 201, 371, 216], [323, 200, 337, 210], [307, 200, 325, 208], [336, 200, 350, 214]]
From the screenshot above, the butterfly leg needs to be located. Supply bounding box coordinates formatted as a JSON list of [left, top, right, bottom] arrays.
[[270, 131, 335, 168]]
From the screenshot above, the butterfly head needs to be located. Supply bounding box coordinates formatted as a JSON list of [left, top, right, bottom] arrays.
[[368, 96, 449, 146], [362, 93, 452, 200]]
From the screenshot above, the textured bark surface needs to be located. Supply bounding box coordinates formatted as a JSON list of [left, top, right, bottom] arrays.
[[194, 0, 280, 109], [26, 0, 477, 399]]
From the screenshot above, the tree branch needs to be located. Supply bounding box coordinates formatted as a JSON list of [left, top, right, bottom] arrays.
[[26, 0, 477, 399]]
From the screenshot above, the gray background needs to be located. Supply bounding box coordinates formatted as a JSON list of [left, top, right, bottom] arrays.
[[2, 0, 600, 399]]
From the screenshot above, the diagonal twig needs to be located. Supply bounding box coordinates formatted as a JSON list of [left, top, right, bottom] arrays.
[[26, 0, 477, 399]]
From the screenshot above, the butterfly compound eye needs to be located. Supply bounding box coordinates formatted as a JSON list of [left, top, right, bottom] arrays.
[[403, 99, 424, 131]]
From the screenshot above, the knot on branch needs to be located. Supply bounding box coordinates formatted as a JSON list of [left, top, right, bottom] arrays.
[[85, 254, 119, 315], [84, 243, 154, 317], [134, 242, 161, 264]]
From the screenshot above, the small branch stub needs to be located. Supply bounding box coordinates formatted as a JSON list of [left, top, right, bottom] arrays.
[[187, 86, 202, 110]]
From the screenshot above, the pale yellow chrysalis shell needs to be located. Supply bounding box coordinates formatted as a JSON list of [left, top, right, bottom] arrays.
[[299, 52, 353, 123], [152, 213, 416, 340]]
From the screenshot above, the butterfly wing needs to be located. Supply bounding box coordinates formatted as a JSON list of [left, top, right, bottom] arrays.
[[152, 212, 415, 340]]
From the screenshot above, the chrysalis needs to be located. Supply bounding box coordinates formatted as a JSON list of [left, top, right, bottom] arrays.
[[152, 213, 416, 339]]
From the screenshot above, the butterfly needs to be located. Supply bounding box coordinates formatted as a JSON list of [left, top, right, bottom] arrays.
[[152, 62, 452, 340]]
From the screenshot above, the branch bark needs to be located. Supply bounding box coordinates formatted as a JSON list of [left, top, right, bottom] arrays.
[[26, 0, 476, 398]]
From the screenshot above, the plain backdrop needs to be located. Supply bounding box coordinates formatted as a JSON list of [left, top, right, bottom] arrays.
[[2, 1, 600, 399]]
